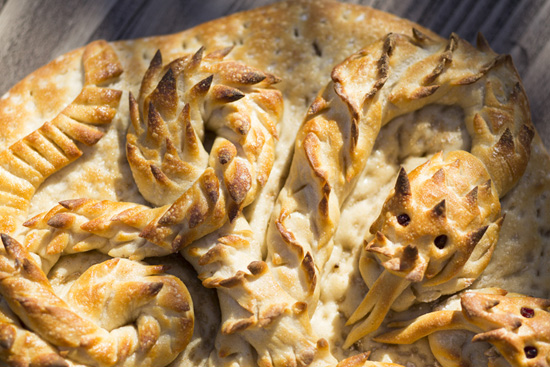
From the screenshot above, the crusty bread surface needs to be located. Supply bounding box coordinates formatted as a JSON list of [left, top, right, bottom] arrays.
[[0, 1, 549, 366]]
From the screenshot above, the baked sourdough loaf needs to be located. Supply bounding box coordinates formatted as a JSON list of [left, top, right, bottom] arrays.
[[0, 1, 549, 366]]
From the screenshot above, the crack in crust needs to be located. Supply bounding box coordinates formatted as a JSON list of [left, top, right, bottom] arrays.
[[126, 47, 283, 251], [374, 288, 550, 367]]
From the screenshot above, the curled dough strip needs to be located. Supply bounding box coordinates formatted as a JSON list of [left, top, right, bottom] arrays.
[[24, 199, 406, 367], [26, 199, 336, 367], [126, 47, 283, 251], [345, 30, 532, 346], [0, 40, 123, 235], [0, 234, 194, 367], [374, 288, 550, 367], [23, 198, 170, 272], [297, 30, 533, 346]]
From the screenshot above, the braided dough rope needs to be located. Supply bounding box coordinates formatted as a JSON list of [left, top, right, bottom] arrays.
[[0, 40, 123, 235], [24, 200, 404, 367], [0, 234, 194, 367], [23, 199, 169, 273], [337, 30, 533, 347], [127, 47, 283, 252], [374, 288, 550, 367], [0, 300, 69, 367]]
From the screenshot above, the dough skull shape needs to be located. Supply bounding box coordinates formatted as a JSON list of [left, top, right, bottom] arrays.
[[374, 288, 550, 367], [342, 30, 532, 347], [126, 47, 283, 251]]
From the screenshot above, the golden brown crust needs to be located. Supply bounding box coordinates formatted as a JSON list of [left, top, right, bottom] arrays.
[[126, 48, 283, 252], [375, 288, 550, 367], [0, 40, 123, 235], [0, 234, 194, 367], [0, 1, 546, 367], [340, 31, 530, 347]]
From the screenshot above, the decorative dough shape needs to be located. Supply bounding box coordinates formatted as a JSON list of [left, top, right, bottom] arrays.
[[374, 288, 550, 367], [0, 1, 548, 366]]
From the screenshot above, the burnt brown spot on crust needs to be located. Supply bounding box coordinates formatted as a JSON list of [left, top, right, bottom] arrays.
[[0, 324, 15, 350], [191, 75, 213, 96], [188, 203, 207, 229], [395, 167, 411, 198], [247, 261, 267, 275], [227, 202, 241, 222], [465, 186, 479, 207], [217, 144, 237, 165], [58, 198, 88, 210], [302, 252, 317, 294], [222, 318, 254, 334], [258, 304, 286, 327], [466, 225, 489, 250], [219, 271, 245, 288], [150, 164, 170, 184], [201, 170, 221, 204], [400, 245, 419, 271], [411, 85, 440, 99], [46, 213, 75, 229], [149, 68, 178, 117], [519, 123, 535, 151], [225, 160, 252, 204], [431, 199, 446, 219], [198, 244, 226, 266], [494, 128, 515, 155], [212, 85, 245, 103]]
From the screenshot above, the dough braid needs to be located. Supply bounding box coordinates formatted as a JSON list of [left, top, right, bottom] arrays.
[[126, 47, 283, 252], [0, 40, 123, 235]]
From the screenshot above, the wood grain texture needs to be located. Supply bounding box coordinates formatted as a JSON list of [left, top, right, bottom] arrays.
[[0, 0, 549, 146]]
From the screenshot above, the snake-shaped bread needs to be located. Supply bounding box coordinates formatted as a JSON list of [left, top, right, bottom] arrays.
[[8, 27, 534, 367], [374, 288, 550, 367], [339, 31, 533, 347]]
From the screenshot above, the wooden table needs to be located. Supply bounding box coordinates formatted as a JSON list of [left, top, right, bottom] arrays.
[[1, 0, 549, 146]]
